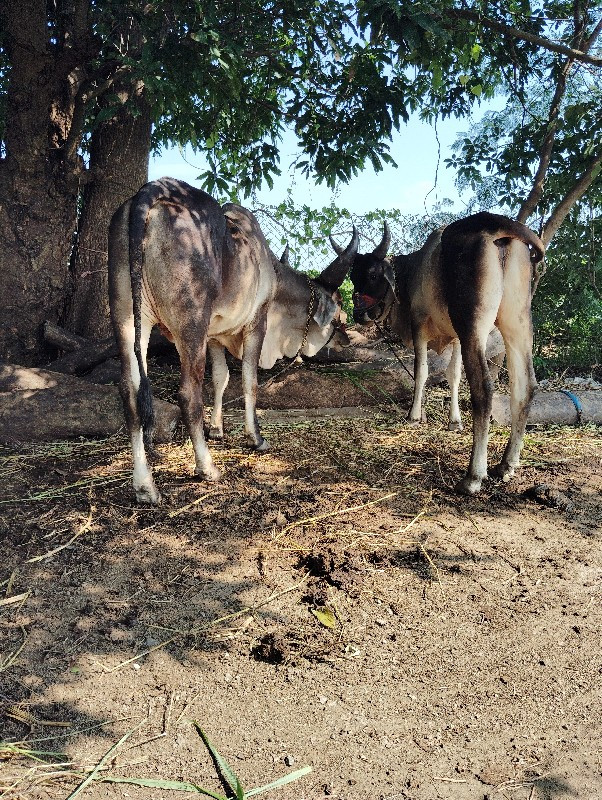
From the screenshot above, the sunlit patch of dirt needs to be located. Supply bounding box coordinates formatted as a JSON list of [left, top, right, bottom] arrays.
[[1, 386, 601, 800]]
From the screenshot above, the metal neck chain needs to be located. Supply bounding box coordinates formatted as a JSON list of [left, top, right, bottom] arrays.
[[294, 277, 316, 359], [373, 319, 415, 380]]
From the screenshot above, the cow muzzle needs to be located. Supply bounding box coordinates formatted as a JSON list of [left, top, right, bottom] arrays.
[[352, 293, 384, 324]]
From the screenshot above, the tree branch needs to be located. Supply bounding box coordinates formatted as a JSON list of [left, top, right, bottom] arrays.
[[517, 58, 573, 223], [517, 4, 601, 223], [445, 8, 602, 67], [584, 15, 602, 50], [541, 149, 602, 245], [63, 65, 132, 163]]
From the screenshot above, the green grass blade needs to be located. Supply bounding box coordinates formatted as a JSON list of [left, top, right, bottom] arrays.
[[194, 723, 245, 800], [245, 765, 313, 797], [66, 722, 142, 800], [98, 775, 227, 797]]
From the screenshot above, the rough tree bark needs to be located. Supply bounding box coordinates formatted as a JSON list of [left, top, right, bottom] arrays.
[[0, 0, 87, 364], [67, 83, 151, 339]]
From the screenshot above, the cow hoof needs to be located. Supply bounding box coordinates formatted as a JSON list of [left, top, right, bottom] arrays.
[[491, 463, 515, 483], [406, 417, 425, 428], [448, 420, 464, 432], [135, 485, 162, 506], [208, 426, 224, 440], [455, 476, 484, 496], [197, 465, 222, 482], [254, 438, 270, 453]]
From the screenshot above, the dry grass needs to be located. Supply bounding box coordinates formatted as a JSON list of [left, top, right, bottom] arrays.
[[0, 380, 600, 799]]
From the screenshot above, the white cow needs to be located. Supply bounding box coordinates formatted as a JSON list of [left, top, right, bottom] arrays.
[[336, 212, 545, 495]]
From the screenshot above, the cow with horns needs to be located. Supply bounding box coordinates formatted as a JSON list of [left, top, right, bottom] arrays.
[[331, 212, 545, 495], [109, 177, 358, 504]]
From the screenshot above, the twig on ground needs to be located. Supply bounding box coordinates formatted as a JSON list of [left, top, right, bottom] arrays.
[[274, 492, 397, 539], [0, 626, 29, 673], [26, 507, 95, 563], [0, 591, 30, 608]]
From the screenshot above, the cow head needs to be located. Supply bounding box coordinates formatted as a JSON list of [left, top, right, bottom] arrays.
[[299, 226, 359, 356], [261, 227, 359, 368], [331, 222, 396, 325]]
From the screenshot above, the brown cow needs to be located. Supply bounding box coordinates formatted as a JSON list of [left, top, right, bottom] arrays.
[[109, 177, 358, 504], [333, 212, 545, 494]]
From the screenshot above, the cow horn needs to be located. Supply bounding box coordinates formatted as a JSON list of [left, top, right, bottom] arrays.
[[318, 226, 359, 290], [373, 221, 391, 260], [329, 234, 344, 256], [280, 243, 290, 267]]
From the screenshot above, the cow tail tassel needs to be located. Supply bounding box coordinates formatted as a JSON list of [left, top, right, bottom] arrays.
[[136, 372, 155, 450]]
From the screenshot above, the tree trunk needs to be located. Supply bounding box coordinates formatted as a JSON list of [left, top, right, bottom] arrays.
[[0, 178, 77, 365], [0, 364, 180, 443], [67, 84, 151, 339], [0, 0, 83, 365]]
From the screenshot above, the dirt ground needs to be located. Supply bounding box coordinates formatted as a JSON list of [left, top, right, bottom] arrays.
[[1, 369, 601, 800]]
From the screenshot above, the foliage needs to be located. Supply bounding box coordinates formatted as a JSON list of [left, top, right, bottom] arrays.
[[2, 1, 546, 200], [3, 2, 599, 204], [532, 207, 602, 376], [447, 80, 602, 219]]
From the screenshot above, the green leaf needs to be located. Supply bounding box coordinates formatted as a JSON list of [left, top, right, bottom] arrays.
[[311, 607, 336, 628], [245, 766, 313, 797], [94, 776, 227, 798], [194, 724, 245, 800], [470, 84, 483, 97], [92, 106, 118, 128]]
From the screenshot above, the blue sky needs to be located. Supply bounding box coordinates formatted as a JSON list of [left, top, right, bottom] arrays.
[[149, 112, 479, 216]]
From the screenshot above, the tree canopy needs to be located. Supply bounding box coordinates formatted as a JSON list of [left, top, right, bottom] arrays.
[[2, 1, 599, 202], [0, 0, 600, 363]]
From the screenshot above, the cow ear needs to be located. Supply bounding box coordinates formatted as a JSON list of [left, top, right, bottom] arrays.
[[383, 260, 398, 301], [312, 291, 338, 328]]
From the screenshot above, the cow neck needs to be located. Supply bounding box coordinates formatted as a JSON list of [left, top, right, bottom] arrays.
[[292, 276, 316, 360]]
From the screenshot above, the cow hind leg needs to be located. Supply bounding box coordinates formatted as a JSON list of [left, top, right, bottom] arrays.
[[407, 321, 429, 425], [491, 319, 536, 483], [176, 333, 221, 482], [208, 342, 229, 440], [446, 339, 463, 431], [455, 331, 494, 495], [117, 317, 161, 505]]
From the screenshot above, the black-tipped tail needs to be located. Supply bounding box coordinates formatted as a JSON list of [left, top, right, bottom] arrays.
[[137, 375, 155, 449]]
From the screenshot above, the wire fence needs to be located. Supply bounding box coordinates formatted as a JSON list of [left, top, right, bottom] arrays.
[[252, 204, 458, 272]]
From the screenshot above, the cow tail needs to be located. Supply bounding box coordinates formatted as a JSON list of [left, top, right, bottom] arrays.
[[128, 184, 158, 448], [522, 228, 545, 266], [507, 221, 545, 266]]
